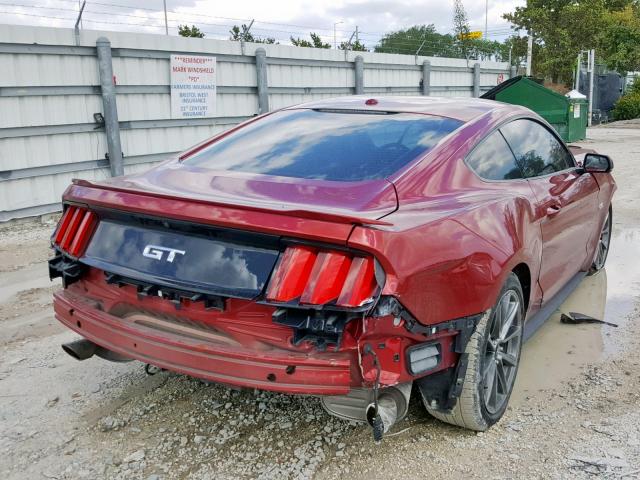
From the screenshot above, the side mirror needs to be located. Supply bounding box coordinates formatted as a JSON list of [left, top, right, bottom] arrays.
[[583, 153, 613, 173]]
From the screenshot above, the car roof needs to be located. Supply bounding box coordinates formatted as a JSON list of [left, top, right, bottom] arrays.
[[285, 95, 526, 123]]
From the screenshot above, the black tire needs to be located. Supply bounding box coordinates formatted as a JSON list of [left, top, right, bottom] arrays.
[[588, 206, 612, 275], [425, 273, 524, 431]]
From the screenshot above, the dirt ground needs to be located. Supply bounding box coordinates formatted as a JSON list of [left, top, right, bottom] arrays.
[[1, 123, 639, 480]]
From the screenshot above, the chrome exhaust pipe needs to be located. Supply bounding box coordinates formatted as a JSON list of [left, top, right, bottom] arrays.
[[365, 382, 412, 442], [62, 338, 96, 360], [62, 338, 132, 362]]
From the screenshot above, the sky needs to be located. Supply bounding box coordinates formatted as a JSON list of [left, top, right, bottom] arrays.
[[0, 0, 525, 47]]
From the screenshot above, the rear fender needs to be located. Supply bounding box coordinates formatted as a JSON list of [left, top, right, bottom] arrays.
[[348, 195, 540, 325]]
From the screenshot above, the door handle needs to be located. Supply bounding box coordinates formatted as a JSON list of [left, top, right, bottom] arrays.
[[546, 204, 562, 216]]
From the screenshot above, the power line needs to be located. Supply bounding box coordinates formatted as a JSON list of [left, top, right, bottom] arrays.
[[7, 0, 360, 34], [0, 0, 518, 49]]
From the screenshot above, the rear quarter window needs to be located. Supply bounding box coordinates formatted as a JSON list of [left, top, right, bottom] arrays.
[[183, 109, 463, 182], [465, 131, 524, 181]]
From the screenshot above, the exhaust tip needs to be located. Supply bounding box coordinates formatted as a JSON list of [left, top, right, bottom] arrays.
[[61, 339, 96, 361]]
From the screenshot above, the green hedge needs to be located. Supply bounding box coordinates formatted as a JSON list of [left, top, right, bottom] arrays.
[[612, 78, 640, 121], [612, 93, 640, 120]]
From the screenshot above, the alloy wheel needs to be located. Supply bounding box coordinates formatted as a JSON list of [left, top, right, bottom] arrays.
[[593, 212, 611, 271], [482, 290, 522, 415]]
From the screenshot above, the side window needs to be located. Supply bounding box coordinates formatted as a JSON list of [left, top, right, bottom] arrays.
[[466, 131, 523, 181], [500, 119, 574, 178]]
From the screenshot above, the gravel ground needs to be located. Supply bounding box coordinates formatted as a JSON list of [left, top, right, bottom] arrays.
[[1, 124, 639, 480]]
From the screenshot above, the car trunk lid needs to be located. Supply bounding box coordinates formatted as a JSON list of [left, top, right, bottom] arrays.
[[89, 159, 398, 222]]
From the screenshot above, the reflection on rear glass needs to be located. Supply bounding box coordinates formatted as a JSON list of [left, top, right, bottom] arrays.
[[184, 109, 463, 182]]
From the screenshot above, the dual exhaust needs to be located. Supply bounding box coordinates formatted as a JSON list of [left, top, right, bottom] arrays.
[[61, 338, 132, 363]]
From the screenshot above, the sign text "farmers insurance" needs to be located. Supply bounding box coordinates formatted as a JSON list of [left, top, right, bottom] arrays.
[[170, 55, 216, 119]]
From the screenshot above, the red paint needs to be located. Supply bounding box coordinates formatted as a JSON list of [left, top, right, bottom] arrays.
[[52, 97, 616, 395]]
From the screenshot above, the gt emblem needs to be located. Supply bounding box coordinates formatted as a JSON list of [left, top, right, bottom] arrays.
[[142, 245, 186, 263]]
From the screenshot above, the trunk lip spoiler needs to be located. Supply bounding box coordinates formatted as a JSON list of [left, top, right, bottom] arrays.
[[70, 178, 394, 227]]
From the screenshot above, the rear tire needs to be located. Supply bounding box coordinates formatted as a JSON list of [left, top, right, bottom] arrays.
[[424, 273, 524, 431]]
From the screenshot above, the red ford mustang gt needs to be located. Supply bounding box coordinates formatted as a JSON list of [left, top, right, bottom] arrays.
[[50, 96, 615, 439]]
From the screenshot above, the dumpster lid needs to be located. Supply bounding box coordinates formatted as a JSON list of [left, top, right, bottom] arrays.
[[480, 75, 547, 100], [565, 89, 587, 99], [481, 75, 521, 100]]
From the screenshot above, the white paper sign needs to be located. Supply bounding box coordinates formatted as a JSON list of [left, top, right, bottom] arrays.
[[170, 55, 216, 119], [573, 103, 581, 119]]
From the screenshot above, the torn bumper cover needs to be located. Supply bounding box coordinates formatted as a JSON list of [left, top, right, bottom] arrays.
[[50, 254, 481, 406], [53, 288, 353, 395]]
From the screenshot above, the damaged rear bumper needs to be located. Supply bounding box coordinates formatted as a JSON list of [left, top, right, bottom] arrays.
[[53, 289, 353, 395]]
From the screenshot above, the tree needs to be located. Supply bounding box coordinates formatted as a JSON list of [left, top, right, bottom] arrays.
[[467, 38, 510, 62], [599, 5, 640, 73], [502, 0, 636, 83], [229, 24, 276, 44], [290, 32, 331, 48], [453, 0, 472, 58], [339, 39, 367, 51], [375, 25, 456, 56], [178, 25, 205, 38]]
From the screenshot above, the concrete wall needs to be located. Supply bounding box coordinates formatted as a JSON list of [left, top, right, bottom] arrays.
[[0, 24, 512, 221]]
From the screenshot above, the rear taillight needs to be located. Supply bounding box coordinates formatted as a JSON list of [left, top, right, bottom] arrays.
[[52, 205, 98, 257], [265, 245, 382, 308]]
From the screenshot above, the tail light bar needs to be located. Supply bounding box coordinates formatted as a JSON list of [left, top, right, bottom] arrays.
[[52, 205, 98, 257], [265, 245, 382, 309]]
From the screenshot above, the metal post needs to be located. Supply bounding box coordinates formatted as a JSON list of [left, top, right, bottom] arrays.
[[473, 63, 481, 98], [588, 49, 595, 127], [255, 47, 269, 114], [163, 0, 168, 35], [510, 65, 517, 79], [422, 60, 431, 96], [526, 33, 533, 76], [96, 37, 124, 177], [241, 19, 255, 56], [354, 55, 364, 95], [575, 52, 581, 91], [74, 1, 86, 47], [333, 21, 343, 49], [484, 0, 488, 40]]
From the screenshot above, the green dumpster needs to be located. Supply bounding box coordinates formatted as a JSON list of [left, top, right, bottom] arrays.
[[481, 76, 588, 142]]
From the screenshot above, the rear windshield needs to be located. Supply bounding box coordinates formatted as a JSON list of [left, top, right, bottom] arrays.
[[183, 109, 463, 181]]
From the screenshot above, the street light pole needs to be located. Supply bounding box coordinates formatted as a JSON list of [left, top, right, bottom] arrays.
[[588, 49, 595, 127], [163, 0, 168, 35], [485, 0, 488, 39], [526, 32, 533, 76], [333, 21, 343, 49]]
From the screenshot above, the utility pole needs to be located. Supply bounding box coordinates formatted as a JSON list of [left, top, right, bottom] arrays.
[[526, 32, 533, 76], [355, 25, 359, 45], [588, 49, 595, 127], [484, 0, 488, 40], [163, 0, 168, 35], [333, 21, 343, 49], [575, 52, 582, 91]]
